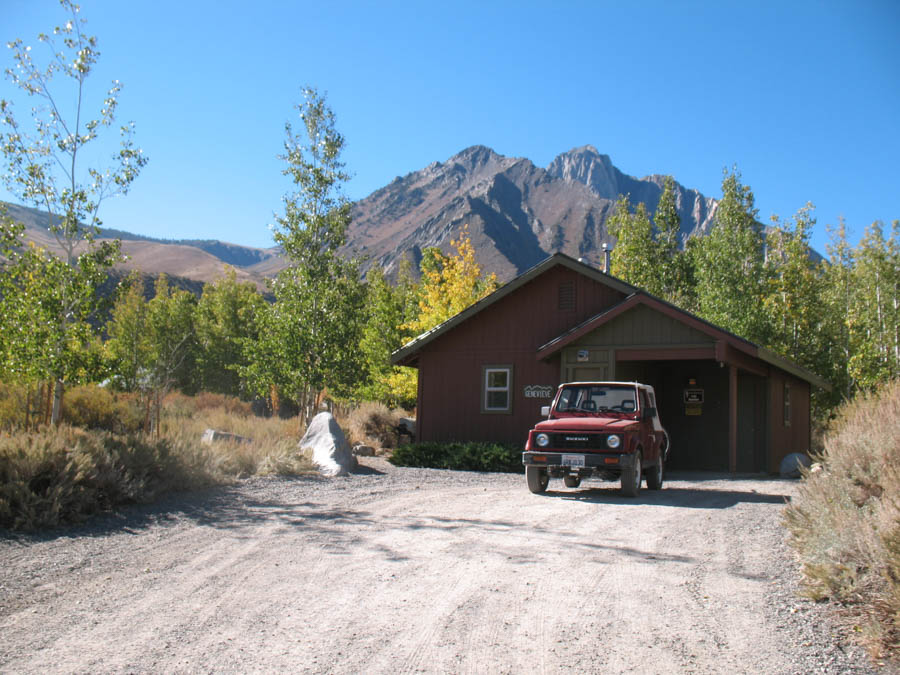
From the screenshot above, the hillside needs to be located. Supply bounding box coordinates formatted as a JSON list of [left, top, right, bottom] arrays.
[[3, 202, 274, 291]]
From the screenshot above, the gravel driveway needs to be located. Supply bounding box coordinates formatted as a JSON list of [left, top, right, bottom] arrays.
[[0, 458, 874, 674]]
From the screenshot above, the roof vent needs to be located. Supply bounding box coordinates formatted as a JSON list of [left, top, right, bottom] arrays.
[[558, 281, 575, 311]]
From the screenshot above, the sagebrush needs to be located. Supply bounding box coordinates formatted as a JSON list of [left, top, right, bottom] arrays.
[[783, 378, 900, 661]]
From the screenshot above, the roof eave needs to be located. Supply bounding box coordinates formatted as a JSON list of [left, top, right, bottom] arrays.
[[757, 347, 832, 392]]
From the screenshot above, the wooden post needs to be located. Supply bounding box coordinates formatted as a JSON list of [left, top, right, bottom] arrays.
[[729, 365, 738, 472]]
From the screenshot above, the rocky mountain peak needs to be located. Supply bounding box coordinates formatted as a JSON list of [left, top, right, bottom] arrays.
[[547, 146, 620, 200]]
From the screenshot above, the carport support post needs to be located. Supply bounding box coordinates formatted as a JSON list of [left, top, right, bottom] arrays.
[[728, 364, 738, 472]]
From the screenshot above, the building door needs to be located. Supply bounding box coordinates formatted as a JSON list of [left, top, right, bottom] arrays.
[[737, 373, 768, 472]]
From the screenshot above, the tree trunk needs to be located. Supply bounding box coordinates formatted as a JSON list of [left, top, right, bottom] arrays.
[[51, 379, 64, 426]]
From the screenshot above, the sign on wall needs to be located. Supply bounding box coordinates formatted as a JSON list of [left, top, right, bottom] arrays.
[[683, 389, 704, 404], [524, 385, 554, 399], [684, 387, 704, 416]]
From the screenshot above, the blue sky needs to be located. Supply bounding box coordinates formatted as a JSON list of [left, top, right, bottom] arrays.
[[3, 0, 899, 255]]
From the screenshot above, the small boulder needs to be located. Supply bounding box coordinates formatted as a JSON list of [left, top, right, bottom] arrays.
[[780, 452, 812, 479], [353, 444, 376, 457], [398, 417, 416, 435], [202, 429, 252, 445], [300, 412, 357, 477]]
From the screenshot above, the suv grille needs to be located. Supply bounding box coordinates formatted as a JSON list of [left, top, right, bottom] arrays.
[[549, 433, 609, 450]]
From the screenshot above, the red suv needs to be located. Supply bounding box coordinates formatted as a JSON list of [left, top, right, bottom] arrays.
[[522, 381, 670, 496]]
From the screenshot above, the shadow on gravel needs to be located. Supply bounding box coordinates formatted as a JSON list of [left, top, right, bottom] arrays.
[[0, 476, 331, 543], [350, 463, 385, 476], [548, 486, 790, 509]]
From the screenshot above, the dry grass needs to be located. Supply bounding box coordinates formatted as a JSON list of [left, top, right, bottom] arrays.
[[345, 402, 406, 449], [784, 378, 900, 661], [0, 392, 315, 531]]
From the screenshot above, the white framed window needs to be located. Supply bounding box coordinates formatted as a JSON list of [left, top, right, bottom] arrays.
[[483, 366, 513, 413]]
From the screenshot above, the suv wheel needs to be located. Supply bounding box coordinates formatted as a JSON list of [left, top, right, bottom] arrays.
[[620, 450, 642, 497], [647, 456, 664, 490], [526, 465, 549, 494]]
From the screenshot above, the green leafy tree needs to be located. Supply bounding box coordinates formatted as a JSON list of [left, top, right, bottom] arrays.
[[146, 275, 197, 433], [764, 204, 835, 414], [195, 268, 266, 397], [358, 261, 419, 407], [0, 217, 113, 386], [606, 195, 658, 293], [848, 220, 900, 389], [691, 168, 769, 344], [243, 87, 366, 421], [820, 218, 855, 402], [0, 0, 147, 423], [104, 272, 151, 392], [653, 176, 695, 308]]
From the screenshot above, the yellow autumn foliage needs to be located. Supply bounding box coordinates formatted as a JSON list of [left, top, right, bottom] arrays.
[[406, 225, 498, 335]]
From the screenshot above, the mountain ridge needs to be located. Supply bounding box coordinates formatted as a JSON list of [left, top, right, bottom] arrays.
[[7, 145, 722, 285]]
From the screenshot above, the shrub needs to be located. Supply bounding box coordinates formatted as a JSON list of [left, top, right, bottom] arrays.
[[61, 385, 117, 430], [61, 385, 145, 434], [389, 441, 523, 473], [165, 391, 253, 418], [346, 402, 402, 448], [784, 378, 900, 661], [0, 383, 30, 429], [0, 426, 214, 530]]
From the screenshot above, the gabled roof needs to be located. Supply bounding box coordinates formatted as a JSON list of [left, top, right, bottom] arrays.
[[391, 252, 830, 390], [391, 253, 636, 366]]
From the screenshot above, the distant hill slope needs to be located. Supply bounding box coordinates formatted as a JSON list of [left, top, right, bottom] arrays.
[[3, 202, 277, 291], [5, 145, 726, 286]]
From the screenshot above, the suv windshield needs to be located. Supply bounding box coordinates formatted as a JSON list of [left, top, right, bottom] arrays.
[[556, 384, 638, 415]]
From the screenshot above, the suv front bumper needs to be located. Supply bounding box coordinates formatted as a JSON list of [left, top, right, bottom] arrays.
[[522, 450, 636, 477]]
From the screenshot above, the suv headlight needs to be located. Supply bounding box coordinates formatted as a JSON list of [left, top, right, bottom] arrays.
[[535, 433, 550, 447], [606, 434, 621, 449]]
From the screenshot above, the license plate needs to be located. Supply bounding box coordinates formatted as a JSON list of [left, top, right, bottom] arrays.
[[562, 454, 585, 467]]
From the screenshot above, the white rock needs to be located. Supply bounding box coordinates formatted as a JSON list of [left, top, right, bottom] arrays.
[[202, 429, 252, 445], [398, 417, 416, 436], [299, 412, 357, 477], [353, 445, 376, 457]]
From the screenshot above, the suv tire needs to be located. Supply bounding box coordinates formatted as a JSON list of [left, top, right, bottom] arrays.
[[526, 465, 549, 494], [646, 456, 664, 490], [620, 450, 642, 497]]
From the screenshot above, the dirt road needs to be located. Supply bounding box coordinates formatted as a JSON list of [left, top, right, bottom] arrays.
[[0, 459, 871, 674]]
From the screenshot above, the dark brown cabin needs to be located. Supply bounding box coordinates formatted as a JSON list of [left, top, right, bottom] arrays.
[[392, 254, 829, 472]]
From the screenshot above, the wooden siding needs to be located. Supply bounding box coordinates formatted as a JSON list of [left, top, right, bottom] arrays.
[[572, 304, 714, 348], [767, 371, 811, 469], [416, 263, 627, 444]]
